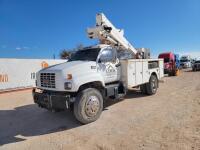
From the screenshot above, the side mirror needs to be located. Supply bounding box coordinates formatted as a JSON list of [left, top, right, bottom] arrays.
[[115, 58, 121, 67], [99, 56, 111, 63], [115, 62, 121, 67]]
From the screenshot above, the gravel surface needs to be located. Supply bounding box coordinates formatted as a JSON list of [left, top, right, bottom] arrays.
[[0, 70, 200, 150]]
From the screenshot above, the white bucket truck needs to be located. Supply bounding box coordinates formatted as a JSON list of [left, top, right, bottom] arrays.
[[33, 13, 164, 124]]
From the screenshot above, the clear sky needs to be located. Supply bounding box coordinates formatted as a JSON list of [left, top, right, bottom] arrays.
[[0, 0, 200, 59]]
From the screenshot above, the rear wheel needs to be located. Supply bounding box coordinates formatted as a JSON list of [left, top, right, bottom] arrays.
[[74, 88, 103, 124], [146, 75, 158, 95]]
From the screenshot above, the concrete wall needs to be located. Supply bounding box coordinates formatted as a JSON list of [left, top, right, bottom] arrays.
[[0, 59, 65, 91]]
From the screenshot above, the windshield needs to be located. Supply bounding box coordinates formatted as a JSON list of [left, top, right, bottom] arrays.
[[180, 59, 190, 63], [68, 48, 100, 62], [164, 58, 170, 63]]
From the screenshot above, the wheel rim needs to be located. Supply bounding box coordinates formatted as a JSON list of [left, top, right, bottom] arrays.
[[151, 78, 157, 92], [85, 96, 100, 117]]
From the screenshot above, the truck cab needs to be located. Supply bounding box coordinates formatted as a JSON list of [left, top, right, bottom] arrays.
[[158, 52, 180, 76], [180, 55, 192, 68], [158, 52, 175, 75], [35, 45, 121, 92], [192, 59, 200, 71]]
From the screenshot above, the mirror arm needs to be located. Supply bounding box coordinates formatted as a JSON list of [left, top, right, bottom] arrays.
[[115, 62, 121, 67]]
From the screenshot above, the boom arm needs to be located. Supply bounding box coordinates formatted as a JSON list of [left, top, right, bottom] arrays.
[[87, 13, 138, 55]]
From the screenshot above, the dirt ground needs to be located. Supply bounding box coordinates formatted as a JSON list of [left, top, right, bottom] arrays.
[[0, 70, 200, 150]]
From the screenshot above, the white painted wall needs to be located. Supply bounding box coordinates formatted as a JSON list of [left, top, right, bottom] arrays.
[[0, 59, 66, 91]]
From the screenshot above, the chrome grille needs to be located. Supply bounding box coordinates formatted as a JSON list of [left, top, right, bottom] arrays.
[[40, 73, 56, 88]]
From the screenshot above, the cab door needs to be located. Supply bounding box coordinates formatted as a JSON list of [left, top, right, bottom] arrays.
[[97, 48, 120, 84]]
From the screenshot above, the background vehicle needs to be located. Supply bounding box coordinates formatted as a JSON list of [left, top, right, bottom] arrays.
[[33, 13, 164, 124], [180, 55, 192, 68], [158, 52, 180, 76], [192, 60, 200, 71]]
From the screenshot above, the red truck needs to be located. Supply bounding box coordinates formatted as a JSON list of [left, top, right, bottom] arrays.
[[158, 52, 180, 76]]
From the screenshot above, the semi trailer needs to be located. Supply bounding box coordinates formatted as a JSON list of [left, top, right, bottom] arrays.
[[33, 13, 164, 124]]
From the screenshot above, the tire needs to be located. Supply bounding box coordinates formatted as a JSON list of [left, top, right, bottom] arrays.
[[140, 84, 147, 94], [146, 75, 158, 95], [170, 70, 176, 76], [168, 72, 172, 76], [74, 88, 103, 124], [173, 71, 176, 76]]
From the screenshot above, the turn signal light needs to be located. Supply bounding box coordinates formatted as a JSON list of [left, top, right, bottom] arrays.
[[67, 74, 72, 80]]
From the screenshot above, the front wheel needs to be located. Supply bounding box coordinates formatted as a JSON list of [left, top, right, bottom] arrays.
[[140, 84, 147, 94], [146, 75, 158, 95], [74, 88, 103, 124]]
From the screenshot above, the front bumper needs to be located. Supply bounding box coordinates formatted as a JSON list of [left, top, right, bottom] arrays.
[[193, 65, 200, 70], [180, 63, 189, 68], [164, 69, 173, 74], [32, 88, 70, 110]]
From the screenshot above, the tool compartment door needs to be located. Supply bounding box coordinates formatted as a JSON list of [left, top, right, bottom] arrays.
[[142, 60, 149, 83], [135, 61, 143, 85], [159, 60, 164, 78], [127, 61, 136, 87]]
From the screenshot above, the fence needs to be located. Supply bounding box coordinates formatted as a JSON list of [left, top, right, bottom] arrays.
[[0, 59, 65, 92]]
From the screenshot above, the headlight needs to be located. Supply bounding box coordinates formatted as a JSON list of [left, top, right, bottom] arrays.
[[65, 82, 72, 90]]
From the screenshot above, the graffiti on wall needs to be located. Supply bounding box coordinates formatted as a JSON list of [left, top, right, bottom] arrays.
[[31, 72, 36, 79], [0, 74, 9, 82]]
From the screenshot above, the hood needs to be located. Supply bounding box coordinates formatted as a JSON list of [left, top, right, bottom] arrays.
[[40, 61, 97, 76], [181, 62, 189, 64]]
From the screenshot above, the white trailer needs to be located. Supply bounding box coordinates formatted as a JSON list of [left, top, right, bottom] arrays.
[[0, 59, 65, 92], [33, 13, 164, 124]]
